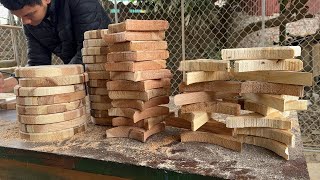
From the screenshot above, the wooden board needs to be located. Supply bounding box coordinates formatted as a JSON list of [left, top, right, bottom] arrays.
[[84, 29, 103, 40], [110, 69, 172, 82], [179, 81, 241, 93], [226, 113, 292, 129], [181, 101, 241, 116], [111, 96, 169, 111], [236, 135, 289, 160], [109, 41, 167, 52], [108, 106, 169, 123], [0, 99, 16, 110], [181, 131, 242, 152], [112, 117, 144, 128], [233, 59, 303, 72], [174, 92, 239, 106], [90, 102, 112, 110], [232, 71, 313, 86], [107, 50, 169, 62], [14, 84, 85, 97], [103, 31, 165, 44], [18, 73, 88, 87], [16, 90, 86, 106], [105, 60, 167, 72], [20, 114, 89, 133], [108, 88, 169, 101], [88, 88, 109, 95], [85, 63, 106, 72], [179, 59, 230, 72], [18, 106, 86, 125], [81, 47, 110, 56], [180, 112, 210, 131], [244, 101, 280, 116], [221, 46, 301, 60], [107, 79, 171, 91], [108, 19, 169, 33], [89, 95, 112, 103], [106, 122, 166, 143], [83, 39, 108, 48], [87, 71, 110, 80], [20, 123, 87, 142], [15, 65, 84, 78], [233, 127, 294, 147], [186, 71, 232, 85], [90, 110, 110, 118], [88, 80, 108, 88], [83, 55, 108, 64], [91, 117, 113, 126]]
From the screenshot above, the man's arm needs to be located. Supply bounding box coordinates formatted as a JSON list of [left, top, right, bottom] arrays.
[[0, 73, 17, 93]]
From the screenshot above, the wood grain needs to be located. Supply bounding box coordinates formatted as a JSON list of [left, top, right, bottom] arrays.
[[107, 50, 169, 62], [108, 19, 169, 33], [181, 101, 241, 116], [110, 69, 172, 81], [107, 79, 170, 91], [14, 84, 85, 97], [111, 96, 169, 111], [15, 65, 84, 78]]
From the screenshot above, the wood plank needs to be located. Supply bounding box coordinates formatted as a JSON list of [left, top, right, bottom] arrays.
[[108, 19, 169, 33], [87, 71, 110, 80], [15, 65, 84, 78], [179, 59, 230, 72], [106, 122, 165, 142], [91, 117, 112, 126], [181, 101, 241, 116], [105, 60, 166, 72], [112, 117, 145, 128], [179, 81, 241, 93], [181, 131, 242, 152], [16, 90, 86, 106], [233, 59, 303, 72], [108, 106, 169, 123], [103, 31, 165, 44], [18, 73, 88, 87], [174, 92, 239, 106], [84, 29, 103, 39], [81, 47, 110, 56], [0, 99, 16, 110], [85, 63, 106, 72], [186, 71, 232, 85], [90, 110, 110, 118], [83, 55, 108, 64], [109, 41, 167, 52], [233, 127, 295, 147], [20, 123, 87, 142], [236, 135, 289, 160], [108, 88, 169, 101], [90, 102, 112, 110], [88, 88, 109, 95], [225, 113, 292, 129], [83, 39, 108, 48], [88, 80, 108, 88], [180, 112, 210, 131], [16, 99, 86, 115], [89, 95, 112, 103], [107, 50, 169, 62], [110, 69, 172, 81], [107, 79, 171, 91], [14, 84, 85, 97], [221, 46, 301, 60], [244, 101, 280, 116], [232, 71, 312, 86], [20, 114, 89, 133], [285, 100, 308, 111], [111, 96, 169, 111]]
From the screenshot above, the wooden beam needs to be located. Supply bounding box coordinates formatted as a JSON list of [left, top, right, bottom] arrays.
[[91, 117, 112, 126], [108, 88, 169, 101], [89, 95, 111, 103], [83, 39, 108, 48], [105, 60, 166, 72], [107, 79, 170, 91], [90, 103, 112, 110], [174, 92, 238, 106], [107, 50, 169, 62], [88, 80, 108, 88], [110, 69, 172, 82], [81, 47, 110, 56], [179, 59, 230, 72], [103, 31, 165, 44], [181, 101, 241, 116], [15, 65, 84, 78], [179, 81, 241, 93], [108, 19, 169, 33], [84, 29, 103, 40], [244, 101, 280, 116], [180, 112, 210, 131], [186, 71, 232, 85], [87, 72, 110, 80], [111, 96, 169, 111], [88, 88, 109, 95], [85, 63, 105, 72], [233, 59, 303, 72], [14, 84, 85, 97], [109, 41, 167, 52], [83, 55, 108, 64]]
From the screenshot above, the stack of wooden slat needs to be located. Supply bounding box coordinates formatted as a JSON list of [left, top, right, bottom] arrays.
[[14, 65, 89, 141], [82, 29, 112, 126], [103, 19, 172, 142]]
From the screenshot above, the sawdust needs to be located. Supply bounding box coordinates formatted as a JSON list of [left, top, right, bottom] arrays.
[[0, 119, 20, 141]]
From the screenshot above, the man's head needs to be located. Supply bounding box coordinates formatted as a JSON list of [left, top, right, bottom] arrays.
[[0, 0, 51, 26]]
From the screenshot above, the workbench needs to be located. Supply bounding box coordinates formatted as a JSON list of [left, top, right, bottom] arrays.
[[0, 110, 310, 179]]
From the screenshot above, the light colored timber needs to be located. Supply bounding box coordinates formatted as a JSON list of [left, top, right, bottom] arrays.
[[181, 101, 241, 116], [221, 46, 301, 60], [186, 71, 232, 85], [106, 122, 165, 142], [244, 101, 280, 116], [90, 102, 112, 110], [20, 123, 87, 142], [91, 117, 112, 126], [87, 71, 110, 80], [226, 113, 292, 129], [84, 29, 103, 39], [107, 50, 169, 62], [179, 59, 230, 72], [179, 81, 241, 93], [16, 90, 86, 106], [233, 127, 295, 147], [90, 110, 109, 118], [105, 60, 167, 72], [83, 39, 108, 48], [103, 31, 165, 44], [181, 131, 242, 152], [88, 88, 109, 95], [108, 19, 169, 33], [111, 117, 144, 128], [180, 112, 210, 131], [110, 69, 172, 82], [232, 71, 312, 86], [20, 114, 89, 133], [237, 135, 289, 160], [109, 41, 167, 52], [88, 80, 108, 88], [14, 84, 85, 97], [83, 55, 108, 64], [174, 92, 239, 106], [81, 47, 110, 56], [16, 99, 86, 115], [89, 95, 112, 103], [0, 99, 16, 110], [233, 59, 303, 72], [108, 88, 169, 101], [85, 63, 106, 72], [15, 65, 84, 78], [111, 96, 169, 111], [107, 79, 171, 91], [108, 106, 169, 123]]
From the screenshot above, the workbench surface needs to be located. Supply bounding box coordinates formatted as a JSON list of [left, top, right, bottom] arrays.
[[0, 110, 309, 179]]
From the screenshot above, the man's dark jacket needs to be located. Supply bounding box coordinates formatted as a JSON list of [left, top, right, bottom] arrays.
[[23, 0, 111, 66]]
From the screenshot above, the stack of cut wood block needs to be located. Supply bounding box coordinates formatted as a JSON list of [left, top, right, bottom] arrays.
[[0, 93, 16, 110], [171, 46, 312, 160], [82, 29, 112, 126], [103, 19, 172, 142], [14, 65, 89, 141]]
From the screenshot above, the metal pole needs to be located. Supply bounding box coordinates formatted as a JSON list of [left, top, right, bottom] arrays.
[[261, 0, 266, 47], [181, 0, 186, 82], [114, 0, 119, 23]]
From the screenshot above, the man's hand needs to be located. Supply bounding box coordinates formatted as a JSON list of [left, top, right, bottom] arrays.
[[0, 73, 4, 93], [0, 74, 18, 93]]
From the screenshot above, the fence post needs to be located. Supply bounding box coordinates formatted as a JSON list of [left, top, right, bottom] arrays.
[[181, 0, 186, 82]]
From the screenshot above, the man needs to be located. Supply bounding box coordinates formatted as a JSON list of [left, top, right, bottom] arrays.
[[0, 0, 111, 92]]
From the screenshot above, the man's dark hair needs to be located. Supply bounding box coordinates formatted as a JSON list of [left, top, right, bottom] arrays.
[[0, 0, 42, 11]]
